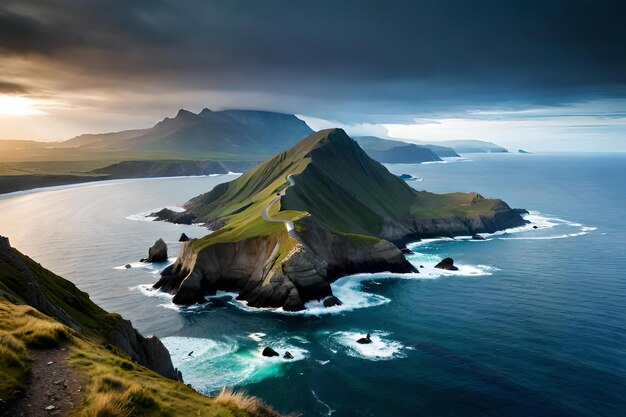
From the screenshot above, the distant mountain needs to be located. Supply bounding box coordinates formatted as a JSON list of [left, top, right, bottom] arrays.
[[59, 109, 314, 158], [354, 136, 444, 163], [153, 128, 526, 311], [418, 139, 508, 154]]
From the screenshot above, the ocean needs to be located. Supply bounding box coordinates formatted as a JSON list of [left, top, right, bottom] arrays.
[[0, 153, 624, 417]]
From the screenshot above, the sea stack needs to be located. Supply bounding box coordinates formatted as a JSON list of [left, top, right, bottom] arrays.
[[146, 238, 168, 262]]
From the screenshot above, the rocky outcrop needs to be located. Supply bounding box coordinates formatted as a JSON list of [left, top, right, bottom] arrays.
[[145, 238, 168, 262], [179, 233, 190, 242], [109, 319, 181, 381], [381, 205, 528, 246], [152, 209, 195, 225], [262, 347, 279, 357], [357, 334, 372, 344], [435, 258, 458, 271], [323, 296, 342, 307], [154, 219, 416, 311]]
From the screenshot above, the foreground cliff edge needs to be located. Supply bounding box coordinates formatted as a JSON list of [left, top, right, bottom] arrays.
[[0, 236, 285, 417], [153, 129, 527, 311]]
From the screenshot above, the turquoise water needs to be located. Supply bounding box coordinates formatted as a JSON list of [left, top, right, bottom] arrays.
[[0, 154, 624, 416]]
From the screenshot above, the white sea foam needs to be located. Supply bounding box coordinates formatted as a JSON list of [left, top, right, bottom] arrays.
[[125, 205, 185, 222], [161, 335, 308, 394], [323, 331, 406, 361], [421, 157, 472, 165], [115, 257, 175, 272], [248, 332, 266, 342], [312, 389, 335, 416], [491, 211, 597, 241]]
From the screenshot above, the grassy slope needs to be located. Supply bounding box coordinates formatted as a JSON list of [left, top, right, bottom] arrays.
[[0, 243, 284, 416], [183, 129, 508, 258]]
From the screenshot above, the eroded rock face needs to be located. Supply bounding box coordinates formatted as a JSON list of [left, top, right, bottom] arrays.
[[108, 320, 181, 381], [153, 220, 416, 311], [147, 238, 168, 262]]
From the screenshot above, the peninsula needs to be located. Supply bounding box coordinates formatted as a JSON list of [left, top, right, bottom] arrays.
[[153, 129, 526, 311]]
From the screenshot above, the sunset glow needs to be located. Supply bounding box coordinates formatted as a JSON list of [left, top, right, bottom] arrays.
[[0, 95, 46, 116]]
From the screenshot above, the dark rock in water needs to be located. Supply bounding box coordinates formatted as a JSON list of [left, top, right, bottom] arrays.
[[179, 233, 190, 242], [397, 174, 415, 181], [152, 208, 195, 225], [435, 257, 459, 271], [283, 351, 294, 360], [357, 333, 372, 344], [400, 247, 414, 254], [146, 238, 168, 263], [533, 225, 538, 229], [262, 347, 279, 357], [419, 265, 424, 268], [323, 296, 343, 307], [472, 234, 485, 240], [125, 264, 132, 269]]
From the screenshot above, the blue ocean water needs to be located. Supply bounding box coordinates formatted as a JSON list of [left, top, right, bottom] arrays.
[[0, 153, 624, 417]]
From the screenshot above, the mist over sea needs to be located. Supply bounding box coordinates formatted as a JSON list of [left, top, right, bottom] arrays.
[[0, 153, 624, 417]]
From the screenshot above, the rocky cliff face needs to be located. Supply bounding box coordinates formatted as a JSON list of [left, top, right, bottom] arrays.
[[154, 220, 415, 311], [0, 236, 181, 381]]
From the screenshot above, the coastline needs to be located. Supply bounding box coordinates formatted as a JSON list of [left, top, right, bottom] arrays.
[[0, 172, 242, 200]]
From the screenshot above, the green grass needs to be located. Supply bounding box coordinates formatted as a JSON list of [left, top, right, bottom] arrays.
[[186, 128, 511, 253], [0, 300, 72, 402], [0, 240, 288, 416], [69, 337, 283, 417]]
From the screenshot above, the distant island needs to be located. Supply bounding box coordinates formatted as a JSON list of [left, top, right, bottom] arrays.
[[518, 149, 533, 154], [152, 129, 526, 311], [355, 136, 459, 163], [413, 139, 508, 154]]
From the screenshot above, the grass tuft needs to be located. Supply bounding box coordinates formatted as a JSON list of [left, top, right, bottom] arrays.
[[215, 388, 294, 417], [88, 391, 131, 417]]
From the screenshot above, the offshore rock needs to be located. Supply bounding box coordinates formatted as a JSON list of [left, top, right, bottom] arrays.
[[435, 257, 459, 271], [146, 238, 168, 262]]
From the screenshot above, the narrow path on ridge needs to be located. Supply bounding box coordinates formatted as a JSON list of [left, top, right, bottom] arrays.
[[1, 347, 86, 417], [261, 175, 295, 232]]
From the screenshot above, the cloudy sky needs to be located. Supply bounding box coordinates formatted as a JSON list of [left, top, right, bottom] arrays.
[[1, 0, 625, 151]]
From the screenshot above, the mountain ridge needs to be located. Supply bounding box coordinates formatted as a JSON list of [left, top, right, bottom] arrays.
[[59, 109, 314, 158]]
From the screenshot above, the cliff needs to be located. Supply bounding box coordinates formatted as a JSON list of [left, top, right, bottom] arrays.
[[0, 236, 283, 416], [0, 236, 180, 381], [153, 129, 526, 311]]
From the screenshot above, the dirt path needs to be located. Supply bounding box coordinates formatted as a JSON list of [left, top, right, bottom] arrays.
[[262, 174, 296, 232], [1, 347, 86, 417]]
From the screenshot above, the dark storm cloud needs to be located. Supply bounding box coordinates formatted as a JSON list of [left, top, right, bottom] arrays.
[[1, 0, 625, 120], [0, 80, 28, 94]]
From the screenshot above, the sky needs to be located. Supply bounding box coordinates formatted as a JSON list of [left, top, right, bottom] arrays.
[[0, 0, 625, 151]]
